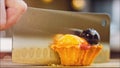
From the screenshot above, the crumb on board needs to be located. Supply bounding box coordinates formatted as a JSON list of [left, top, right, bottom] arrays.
[[48, 64, 63, 67]]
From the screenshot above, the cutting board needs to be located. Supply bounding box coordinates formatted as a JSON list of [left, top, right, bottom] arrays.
[[0, 58, 120, 68]]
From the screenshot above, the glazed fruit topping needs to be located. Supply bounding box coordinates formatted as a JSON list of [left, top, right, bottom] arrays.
[[80, 45, 91, 50], [73, 28, 100, 45], [81, 28, 100, 45]]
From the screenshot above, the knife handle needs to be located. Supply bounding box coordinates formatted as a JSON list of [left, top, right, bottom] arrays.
[[0, 0, 6, 25]]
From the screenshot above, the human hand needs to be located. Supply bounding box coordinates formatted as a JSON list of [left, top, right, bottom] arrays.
[[0, 0, 27, 31]]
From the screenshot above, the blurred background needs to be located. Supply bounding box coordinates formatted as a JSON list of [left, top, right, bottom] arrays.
[[0, 0, 119, 58]]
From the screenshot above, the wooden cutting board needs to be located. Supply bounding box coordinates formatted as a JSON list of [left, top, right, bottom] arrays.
[[0, 58, 120, 68]]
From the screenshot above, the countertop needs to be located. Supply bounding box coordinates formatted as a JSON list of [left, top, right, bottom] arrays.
[[0, 58, 120, 68]]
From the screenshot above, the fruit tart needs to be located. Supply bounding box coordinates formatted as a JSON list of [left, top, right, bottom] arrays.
[[51, 28, 103, 66]]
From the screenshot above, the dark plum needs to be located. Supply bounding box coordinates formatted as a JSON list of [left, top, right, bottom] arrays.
[[81, 28, 100, 45]]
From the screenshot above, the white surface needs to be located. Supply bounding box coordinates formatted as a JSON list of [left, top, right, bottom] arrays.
[[0, 38, 12, 52]]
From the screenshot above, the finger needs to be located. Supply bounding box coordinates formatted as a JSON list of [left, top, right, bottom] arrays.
[[0, 8, 17, 30], [3, 0, 27, 30], [4, 7, 24, 29], [0, 0, 6, 30], [0, 25, 6, 30]]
